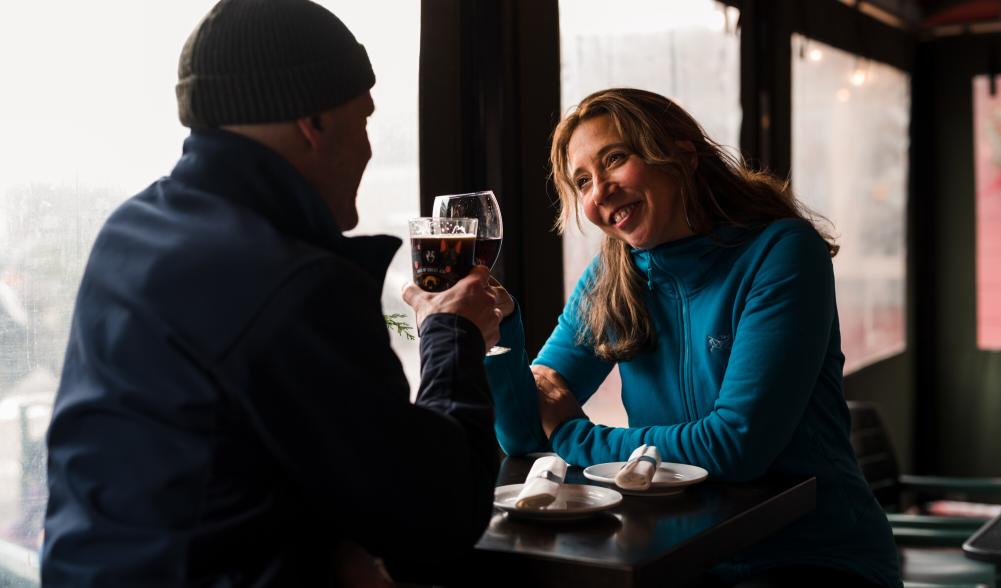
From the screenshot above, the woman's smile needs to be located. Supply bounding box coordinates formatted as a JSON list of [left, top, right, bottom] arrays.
[[567, 115, 693, 249], [610, 202, 640, 227]]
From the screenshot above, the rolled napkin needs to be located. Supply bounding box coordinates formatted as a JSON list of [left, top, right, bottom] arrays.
[[514, 455, 569, 509], [614, 444, 661, 491]]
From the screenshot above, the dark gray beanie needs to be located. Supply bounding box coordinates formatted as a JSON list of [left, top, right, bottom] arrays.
[[176, 0, 375, 128]]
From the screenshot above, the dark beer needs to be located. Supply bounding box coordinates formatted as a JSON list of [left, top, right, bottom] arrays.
[[411, 234, 476, 292]]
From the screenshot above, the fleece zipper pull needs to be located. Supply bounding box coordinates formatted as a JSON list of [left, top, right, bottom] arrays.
[[646, 267, 655, 291]]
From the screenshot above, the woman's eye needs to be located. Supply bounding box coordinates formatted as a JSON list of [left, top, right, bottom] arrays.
[[575, 176, 590, 189], [606, 152, 625, 165]]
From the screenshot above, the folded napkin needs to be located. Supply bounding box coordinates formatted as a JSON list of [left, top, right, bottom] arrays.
[[614, 444, 661, 491], [514, 455, 568, 509]]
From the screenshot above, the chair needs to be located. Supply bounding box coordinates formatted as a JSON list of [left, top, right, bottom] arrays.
[[848, 401, 1001, 588]]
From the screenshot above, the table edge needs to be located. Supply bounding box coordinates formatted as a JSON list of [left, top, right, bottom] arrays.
[[962, 511, 1001, 564]]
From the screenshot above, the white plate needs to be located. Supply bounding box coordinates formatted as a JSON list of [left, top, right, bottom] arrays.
[[493, 483, 623, 521], [582, 462, 709, 496]]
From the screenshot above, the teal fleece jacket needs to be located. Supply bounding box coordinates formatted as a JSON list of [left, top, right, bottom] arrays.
[[485, 219, 901, 587]]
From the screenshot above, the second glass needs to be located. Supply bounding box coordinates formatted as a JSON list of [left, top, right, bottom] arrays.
[[432, 190, 503, 270], [432, 190, 509, 356]]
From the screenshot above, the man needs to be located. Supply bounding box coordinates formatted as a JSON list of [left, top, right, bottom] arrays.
[[42, 0, 501, 585]]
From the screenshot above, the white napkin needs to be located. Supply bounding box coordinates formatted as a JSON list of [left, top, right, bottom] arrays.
[[514, 455, 569, 509], [614, 444, 661, 491]]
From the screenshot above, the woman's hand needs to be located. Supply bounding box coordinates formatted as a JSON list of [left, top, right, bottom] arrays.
[[531, 364, 586, 438], [487, 276, 516, 320]]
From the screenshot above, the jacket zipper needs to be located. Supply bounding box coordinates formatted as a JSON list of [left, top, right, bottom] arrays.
[[677, 279, 694, 420], [654, 268, 694, 422]]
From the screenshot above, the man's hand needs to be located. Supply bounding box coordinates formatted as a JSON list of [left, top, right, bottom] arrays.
[[531, 364, 586, 438], [402, 266, 501, 349]]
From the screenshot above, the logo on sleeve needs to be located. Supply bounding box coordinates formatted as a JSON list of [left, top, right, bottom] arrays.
[[707, 334, 732, 352]]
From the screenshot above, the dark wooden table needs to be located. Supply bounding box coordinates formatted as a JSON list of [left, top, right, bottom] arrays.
[[964, 512, 1001, 564], [402, 456, 816, 587]]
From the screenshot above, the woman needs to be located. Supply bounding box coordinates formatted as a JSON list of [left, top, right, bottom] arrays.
[[482, 88, 899, 587]]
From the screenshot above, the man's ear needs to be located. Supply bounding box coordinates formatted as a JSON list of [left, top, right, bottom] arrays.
[[296, 114, 324, 150]]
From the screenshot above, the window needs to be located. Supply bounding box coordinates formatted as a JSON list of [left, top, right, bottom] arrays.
[[337, 3, 422, 391], [791, 34, 909, 372], [558, 0, 741, 426], [0, 1, 420, 560], [971, 75, 1001, 350]]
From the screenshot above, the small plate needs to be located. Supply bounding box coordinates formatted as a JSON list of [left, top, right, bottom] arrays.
[[494, 483, 623, 521], [583, 462, 709, 496]]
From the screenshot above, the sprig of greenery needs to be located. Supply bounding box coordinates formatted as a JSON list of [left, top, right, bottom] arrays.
[[384, 313, 415, 340]]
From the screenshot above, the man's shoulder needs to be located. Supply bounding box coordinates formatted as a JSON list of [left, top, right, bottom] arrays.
[[84, 179, 353, 360], [104, 180, 320, 288]]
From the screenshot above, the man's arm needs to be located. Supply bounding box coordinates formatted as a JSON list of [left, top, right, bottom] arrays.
[[222, 259, 499, 564], [413, 312, 498, 541]]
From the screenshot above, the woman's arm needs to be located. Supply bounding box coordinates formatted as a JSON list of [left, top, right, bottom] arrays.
[[548, 227, 838, 479], [485, 264, 613, 456], [484, 306, 551, 455]]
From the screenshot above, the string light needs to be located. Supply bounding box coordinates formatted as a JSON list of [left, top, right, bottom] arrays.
[[808, 47, 823, 62], [851, 58, 868, 86]]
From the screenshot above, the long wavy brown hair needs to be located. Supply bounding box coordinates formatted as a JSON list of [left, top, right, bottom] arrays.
[[550, 88, 838, 362]]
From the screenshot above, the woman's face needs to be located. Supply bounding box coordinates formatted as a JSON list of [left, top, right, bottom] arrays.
[[567, 115, 693, 250]]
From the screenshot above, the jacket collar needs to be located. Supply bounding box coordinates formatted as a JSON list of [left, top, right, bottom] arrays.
[[632, 225, 753, 293], [171, 129, 400, 283]]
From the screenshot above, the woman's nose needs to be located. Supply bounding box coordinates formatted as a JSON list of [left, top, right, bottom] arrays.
[[591, 174, 615, 205]]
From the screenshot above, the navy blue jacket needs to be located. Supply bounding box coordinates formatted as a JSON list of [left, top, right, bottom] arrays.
[[42, 130, 499, 586]]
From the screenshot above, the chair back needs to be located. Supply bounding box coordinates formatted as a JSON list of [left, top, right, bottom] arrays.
[[846, 401, 902, 511]]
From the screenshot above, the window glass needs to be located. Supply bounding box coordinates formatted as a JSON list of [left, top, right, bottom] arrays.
[[559, 0, 741, 426], [0, 1, 420, 558], [791, 35, 909, 372], [971, 75, 1001, 350], [336, 3, 422, 392]]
